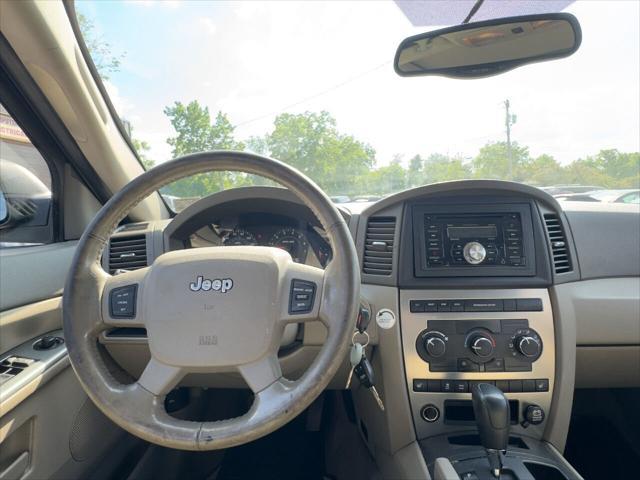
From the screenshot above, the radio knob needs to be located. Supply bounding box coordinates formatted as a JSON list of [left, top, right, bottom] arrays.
[[516, 336, 542, 358], [424, 334, 447, 358], [470, 335, 494, 358], [463, 241, 486, 265]]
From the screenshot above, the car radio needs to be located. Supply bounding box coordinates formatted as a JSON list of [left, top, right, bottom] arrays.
[[412, 204, 536, 277]]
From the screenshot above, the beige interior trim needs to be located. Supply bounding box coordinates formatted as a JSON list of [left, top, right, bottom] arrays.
[[0, 355, 69, 419], [0, 297, 61, 353], [576, 346, 640, 388]]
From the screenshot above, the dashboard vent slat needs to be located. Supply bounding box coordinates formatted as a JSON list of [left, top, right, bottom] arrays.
[[543, 214, 572, 274], [363, 216, 396, 275], [108, 234, 148, 274]]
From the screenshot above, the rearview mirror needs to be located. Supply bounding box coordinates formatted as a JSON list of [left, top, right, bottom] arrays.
[[394, 13, 581, 78]]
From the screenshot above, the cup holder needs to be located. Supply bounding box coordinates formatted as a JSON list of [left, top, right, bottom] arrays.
[[524, 462, 569, 480]]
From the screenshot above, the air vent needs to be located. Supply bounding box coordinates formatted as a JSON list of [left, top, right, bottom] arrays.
[[363, 217, 396, 275], [117, 222, 149, 232], [108, 234, 148, 273], [543, 214, 572, 274]]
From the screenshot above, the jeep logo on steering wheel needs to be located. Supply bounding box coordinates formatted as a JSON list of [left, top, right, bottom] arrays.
[[189, 276, 234, 293]]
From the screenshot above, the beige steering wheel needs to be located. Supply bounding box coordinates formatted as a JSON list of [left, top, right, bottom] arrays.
[[62, 152, 360, 450]]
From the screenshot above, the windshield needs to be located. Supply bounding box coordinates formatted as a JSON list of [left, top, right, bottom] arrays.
[[75, 1, 639, 211]]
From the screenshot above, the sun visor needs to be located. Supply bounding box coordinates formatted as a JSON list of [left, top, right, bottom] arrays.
[[394, 0, 576, 26]]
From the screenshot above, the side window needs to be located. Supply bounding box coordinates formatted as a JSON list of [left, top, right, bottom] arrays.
[[0, 103, 54, 247]]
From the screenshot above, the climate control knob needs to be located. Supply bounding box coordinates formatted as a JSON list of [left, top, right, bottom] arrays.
[[424, 334, 447, 358], [470, 335, 494, 358], [516, 336, 542, 358]]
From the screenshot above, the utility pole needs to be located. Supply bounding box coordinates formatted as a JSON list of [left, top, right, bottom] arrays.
[[504, 99, 517, 180]]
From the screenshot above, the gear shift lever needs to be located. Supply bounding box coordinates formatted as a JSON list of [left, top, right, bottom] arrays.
[[471, 383, 510, 478]]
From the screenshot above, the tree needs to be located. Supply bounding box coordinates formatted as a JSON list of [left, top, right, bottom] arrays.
[[165, 101, 244, 157], [132, 137, 154, 170], [407, 154, 424, 187], [366, 156, 407, 194], [163, 101, 245, 196], [578, 149, 640, 183], [259, 111, 376, 195], [472, 141, 531, 181], [77, 13, 124, 81], [522, 154, 563, 186], [423, 153, 471, 184]]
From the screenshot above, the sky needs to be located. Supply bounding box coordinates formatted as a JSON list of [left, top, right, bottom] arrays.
[[76, 0, 640, 168]]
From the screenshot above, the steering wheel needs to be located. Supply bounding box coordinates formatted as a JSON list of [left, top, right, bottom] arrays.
[[63, 152, 360, 450]]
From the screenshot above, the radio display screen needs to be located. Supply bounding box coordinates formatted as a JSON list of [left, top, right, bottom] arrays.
[[447, 225, 498, 240], [411, 203, 536, 278]]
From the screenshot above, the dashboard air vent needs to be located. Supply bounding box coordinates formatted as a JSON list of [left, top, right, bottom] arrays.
[[363, 217, 396, 275], [543, 214, 572, 274], [108, 234, 148, 273]]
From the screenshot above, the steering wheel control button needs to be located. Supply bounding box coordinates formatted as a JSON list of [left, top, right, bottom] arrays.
[[109, 285, 137, 318], [289, 279, 316, 314], [375, 309, 396, 330], [421, 405, 440, 423]]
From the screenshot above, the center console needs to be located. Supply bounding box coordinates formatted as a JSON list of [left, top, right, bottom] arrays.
[[400, 289, 555, 441], [355, 185, 581, 479]]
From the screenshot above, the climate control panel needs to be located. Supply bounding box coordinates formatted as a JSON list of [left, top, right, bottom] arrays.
[[416, 319, 542, 372], [400, 289, 555, 442]]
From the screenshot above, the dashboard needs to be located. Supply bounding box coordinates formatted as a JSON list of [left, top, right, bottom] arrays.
[[102, 181, 639, 455]]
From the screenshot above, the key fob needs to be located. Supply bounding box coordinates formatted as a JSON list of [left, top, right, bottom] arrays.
[[354, 356, 375, 388], [350, 343, 364, 367]]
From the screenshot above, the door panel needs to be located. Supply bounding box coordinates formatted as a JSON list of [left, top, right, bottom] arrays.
[[0, 249, 129, 479], [0, 242, 77, 312]]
